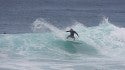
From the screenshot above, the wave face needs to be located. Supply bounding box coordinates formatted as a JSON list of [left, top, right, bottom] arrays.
[[1, 17, 125, 60], [1, 17, 125, 70]]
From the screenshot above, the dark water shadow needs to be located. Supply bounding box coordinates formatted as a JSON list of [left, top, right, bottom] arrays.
[[54, 40, 99, 56], [55, 40, 77, 54]]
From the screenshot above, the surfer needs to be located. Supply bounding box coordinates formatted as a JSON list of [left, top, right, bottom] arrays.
[[66, 28, 79, 40]]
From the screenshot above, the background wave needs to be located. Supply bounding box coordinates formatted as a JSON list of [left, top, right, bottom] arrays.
[[0, 17, 125, 60]]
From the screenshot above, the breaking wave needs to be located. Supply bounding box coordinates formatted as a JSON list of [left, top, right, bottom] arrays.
[[1, 17, 125, 60]]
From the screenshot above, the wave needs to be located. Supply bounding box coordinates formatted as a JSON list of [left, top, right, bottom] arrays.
[[0, 17, 125, 60]]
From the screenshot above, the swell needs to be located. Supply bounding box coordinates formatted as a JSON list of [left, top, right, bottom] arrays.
[[0, 17, 125, 59], [0, 33, 99, 60]]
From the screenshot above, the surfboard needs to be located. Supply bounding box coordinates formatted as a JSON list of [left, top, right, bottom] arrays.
[[65, 40, 82, 44]]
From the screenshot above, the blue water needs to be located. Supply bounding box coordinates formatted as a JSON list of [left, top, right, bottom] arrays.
[[1, 0, 125, 33], [1, 0, 125, 70]]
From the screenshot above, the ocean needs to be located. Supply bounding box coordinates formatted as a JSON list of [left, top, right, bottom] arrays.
[[0, 0, 125, 70]]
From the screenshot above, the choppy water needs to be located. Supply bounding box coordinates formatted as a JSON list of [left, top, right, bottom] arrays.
[[1, 17, 125, 70], [1, 0, 125, 34]]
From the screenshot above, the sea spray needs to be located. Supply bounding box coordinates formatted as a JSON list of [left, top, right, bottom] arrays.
[[1, 17, 125, 60], [32, 18, 66, 39], [31, 17, 125, 58]]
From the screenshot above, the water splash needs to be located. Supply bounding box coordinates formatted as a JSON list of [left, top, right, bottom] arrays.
[[32, 18, 66, 39], [1, 17, 125, 60]]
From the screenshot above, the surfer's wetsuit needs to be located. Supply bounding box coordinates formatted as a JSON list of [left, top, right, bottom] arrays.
[[66, 29, 79, 40]]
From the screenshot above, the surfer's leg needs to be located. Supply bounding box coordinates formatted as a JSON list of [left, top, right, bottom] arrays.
[[73, 37, 75, 41], [67, 35, 70, 39], [71, 36, 75, 41]]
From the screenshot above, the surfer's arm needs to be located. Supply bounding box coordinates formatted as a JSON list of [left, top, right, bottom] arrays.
[[66, 31, 70, 32], [75, 32, 79, 37]]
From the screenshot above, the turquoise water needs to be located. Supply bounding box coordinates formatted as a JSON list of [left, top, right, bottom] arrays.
[[0, 17, 125, 70]]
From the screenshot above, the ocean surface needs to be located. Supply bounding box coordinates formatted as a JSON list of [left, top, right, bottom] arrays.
[[1, 18, 125, 70], [1, 0, 125, 70]]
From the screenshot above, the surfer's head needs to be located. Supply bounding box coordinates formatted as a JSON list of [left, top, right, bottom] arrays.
[[70, 28, 73, 31]]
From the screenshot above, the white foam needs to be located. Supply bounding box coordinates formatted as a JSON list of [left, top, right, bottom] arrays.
[[32, 18, 66, 39], [31, 17, 125, 58]]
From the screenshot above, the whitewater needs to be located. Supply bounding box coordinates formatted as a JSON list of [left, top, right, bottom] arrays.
[[0, 17, 125, 70]]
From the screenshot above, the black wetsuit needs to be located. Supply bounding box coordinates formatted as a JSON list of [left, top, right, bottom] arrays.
[[66, 30, 79, 40]]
